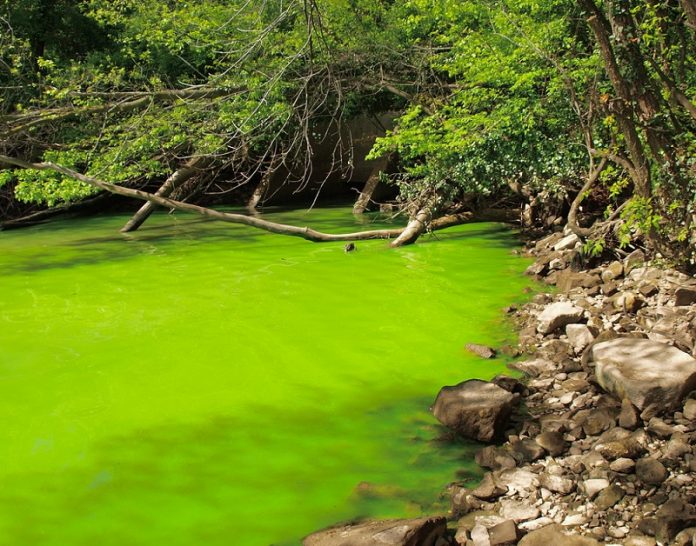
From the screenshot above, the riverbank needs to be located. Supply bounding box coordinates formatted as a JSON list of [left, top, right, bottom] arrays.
[[304, 228, 696, 546]]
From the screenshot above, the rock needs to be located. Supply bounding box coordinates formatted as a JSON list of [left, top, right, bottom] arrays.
[[635, 457, 668, 484], [609, 292, 644, 313], [619, 398, 641, 430], [491, 375, 527, 396], [684, 398, 696, 420], [499, 500, 540, 522], [556, 271, 602, 293], [624, 249, 646, 273], [539, 473, 575, 495], [609, 457, 635, 473], [587, 338, 696, 411], [537, 302, 585, 335], [432, 380, 519, 442], [518, 524, 600, 545], [655, 498, 696, 543], [566, 324, 595, 353], [472, 473, 508, 501], [581, 407, 617, 436], [638, 283, 659, 298], [508, 358, 556, 378], [675, 287, 696, 306], [582, 478, 610, 499], [466, 343, 497, 359], [475, 446, 517, 471], [593, 484, 624, 510], [646, 417, 674, 439], [622, 535, 657, 546], [518, 517, 554, 532], [662, 439, 691, 462], [510, 438, 546, 463], [535, 431, 568, 456], [470, 524, 491, 546], [554, 233, 580, 251], [487, 520, 518, 545], [495, 468, 537, 496], [302, 517, 448, 546], [595, 437, 645, 460], [674, 528, 696, 546], [601, 261, 623, 282]]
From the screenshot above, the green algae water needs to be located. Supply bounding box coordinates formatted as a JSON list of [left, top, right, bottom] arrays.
[[0, 207, 529, 546]]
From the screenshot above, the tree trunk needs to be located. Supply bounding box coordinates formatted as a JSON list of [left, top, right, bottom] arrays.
[[579, 0, 652, 198], [352, 153, 397, 214], [247, 158, 280, 211], [389, 196, 437, 247], [680, 0, 696, 30], [0, 155, 475, 244], [121, 156, 211, 232]]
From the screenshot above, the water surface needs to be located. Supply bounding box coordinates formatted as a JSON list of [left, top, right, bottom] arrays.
[[0, 208, 529, 545]]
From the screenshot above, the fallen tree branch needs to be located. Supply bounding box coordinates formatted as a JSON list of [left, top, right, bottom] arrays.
[[0, 155, 473, 244]]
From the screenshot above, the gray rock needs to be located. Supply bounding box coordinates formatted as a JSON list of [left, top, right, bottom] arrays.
[[581, 407, 617, 436], [539, 473, 575, 495], [675, 287, 696, 306], [432, 380, 519, 442], [494, 468, 537, 496], [471, 473, 508, 501], [646, 417, 674, 439], [624, 249, 646, 273], [566, 324, 595, 353], [554, 233, 580, 251], [601, 261, 624, 282], [635, 457, 668, 484], [587, 338, 696, 411], [466, 343, 497, 359], [622, 535, 657, 546], [487, 520, 518, 545], [609, 291, 644, 313], [535, 431, 568, 456], [491, 375, 527, 396], [475, 446, 517, 471], [674, 528, 696, 546], [499, 500, 540, 523], [508, 358, 556, 378], [537, 302, 585, 334], [655, 498, 696, 543], [609, 457, 635, 473], [684, 398, 696, 420], [593, 484, 624, 510], [518, 524, 600, 545], [510, 438, 546, 463], [595, 437, 645, 460], [582, 478, 610, 499], [303, 517, 448, 546], [619, 398, 641, 430], [470, 524, 491, 546]]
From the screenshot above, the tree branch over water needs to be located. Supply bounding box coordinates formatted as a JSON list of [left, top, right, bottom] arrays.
[[0, 155, 472, 245]]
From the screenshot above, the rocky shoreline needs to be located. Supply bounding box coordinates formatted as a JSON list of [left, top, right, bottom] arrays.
[[304, 229, 696, 546]]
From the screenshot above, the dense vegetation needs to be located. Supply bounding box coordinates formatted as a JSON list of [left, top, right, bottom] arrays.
[[0, 1, 694, 264]]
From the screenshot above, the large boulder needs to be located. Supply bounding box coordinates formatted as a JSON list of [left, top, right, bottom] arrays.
[[586, 338, 696, 412], [303, 517, 450, 546], [432, 380, 519, 442], [518, 524, 600, 546], [537, 302, 585, 334]]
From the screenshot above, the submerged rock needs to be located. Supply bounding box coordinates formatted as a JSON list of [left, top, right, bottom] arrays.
[[465, 343, 497, 359], [432, 380, 519, 442], [302, 517, 449, 546], [587, 338, 696, 411]]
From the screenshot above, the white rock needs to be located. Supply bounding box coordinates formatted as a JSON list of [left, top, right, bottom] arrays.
[[553, 233, 580, 251], [566, 324, 595, 353], [582, 478, 610, 499], [537, 302, 585, 334]]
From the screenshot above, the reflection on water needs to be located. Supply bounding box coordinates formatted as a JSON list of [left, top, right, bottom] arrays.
[[0, 208, 531, 545]]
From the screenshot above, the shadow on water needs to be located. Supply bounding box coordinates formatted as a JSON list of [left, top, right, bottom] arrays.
[[0, 396, 483, 546]]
